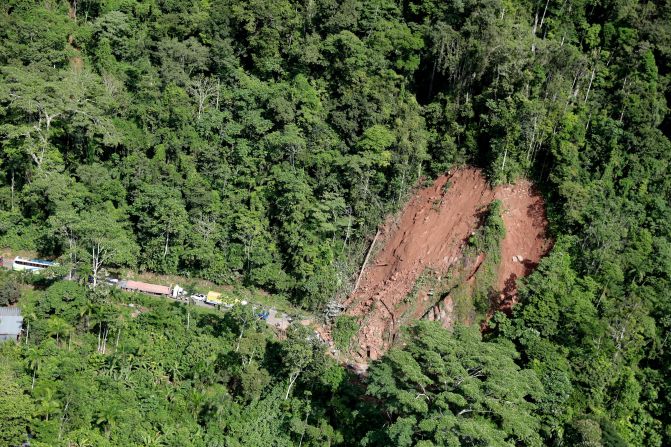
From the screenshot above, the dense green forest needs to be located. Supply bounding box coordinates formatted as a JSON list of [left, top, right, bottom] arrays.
[[1, 0, 670, 446]]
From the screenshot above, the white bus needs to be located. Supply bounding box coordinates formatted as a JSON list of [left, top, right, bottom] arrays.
[[12, 256, 58, 273]]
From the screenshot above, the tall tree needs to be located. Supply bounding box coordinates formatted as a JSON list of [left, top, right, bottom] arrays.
[[363, 322, 545, 446], [77, 206, 137, 287]]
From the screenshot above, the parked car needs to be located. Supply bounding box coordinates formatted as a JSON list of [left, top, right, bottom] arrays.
[[190, 294, 206, 302]]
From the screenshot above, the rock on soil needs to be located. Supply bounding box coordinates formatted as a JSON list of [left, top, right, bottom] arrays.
[[343, 167, 551, 362]]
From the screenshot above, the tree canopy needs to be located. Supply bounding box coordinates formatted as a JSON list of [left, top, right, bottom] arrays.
[[0, 0, 670, 445]]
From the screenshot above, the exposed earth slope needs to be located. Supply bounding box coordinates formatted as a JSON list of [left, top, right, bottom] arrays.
[[494, 180, 553, 310], [344, 167, 551, 361]]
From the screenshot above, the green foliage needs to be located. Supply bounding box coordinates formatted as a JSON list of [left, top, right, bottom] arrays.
[[0, 360, 34, 446], [363, 323, 544, 446], [468, 200, 506, 313], [0, 273, 21, 306], [0, 0, 432, 309], [332, 315, 359, 352], [2, 281, 351, 446], [0, 0, 669, 445], [566, 418, 604, 447], [467, 200, 504, 252]]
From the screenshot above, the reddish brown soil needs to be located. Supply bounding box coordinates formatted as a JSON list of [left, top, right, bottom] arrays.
[[491, 181, 553, 313], [343, 167, 551, 361]]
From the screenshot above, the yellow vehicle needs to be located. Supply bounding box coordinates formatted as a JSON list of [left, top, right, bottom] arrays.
[[206, 291, 223, 305]]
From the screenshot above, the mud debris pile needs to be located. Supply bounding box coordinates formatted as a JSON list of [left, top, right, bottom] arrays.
[[342, 167, 552, 362]]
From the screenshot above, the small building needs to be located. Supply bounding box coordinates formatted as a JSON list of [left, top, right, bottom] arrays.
[[118, 280, 172, 296], [0, 307, 23, 342]]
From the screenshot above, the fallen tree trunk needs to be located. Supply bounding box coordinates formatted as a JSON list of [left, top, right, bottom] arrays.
[[353, 228, 381, 293]]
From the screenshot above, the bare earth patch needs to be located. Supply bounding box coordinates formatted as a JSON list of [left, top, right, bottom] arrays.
[[343, 167, 551, 362], [492, 180, 553, 314]]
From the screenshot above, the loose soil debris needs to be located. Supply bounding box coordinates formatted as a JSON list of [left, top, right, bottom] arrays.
[[343, 167, 551, 362]]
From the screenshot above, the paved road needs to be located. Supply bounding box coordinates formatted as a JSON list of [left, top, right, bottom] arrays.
[[1, 257, 298, 333], [170, 296, 296, 331]]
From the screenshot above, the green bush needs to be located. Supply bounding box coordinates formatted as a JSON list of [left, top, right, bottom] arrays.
[[332, 315, 359, 352], [469, 200, 506, 314], [0, 274, 20, 306]]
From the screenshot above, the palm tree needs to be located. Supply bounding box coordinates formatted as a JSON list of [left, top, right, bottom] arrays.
[[25, 347, 41, 390], [78, 297, 97, 330], [187, 389, 206, 418], [95, 401, 122, 435], [119, 353, 135, 381], [141, 432, 164, 447], [167, 361, 182, 384], [46, 316, 72, 346], [22, 309, 37, 345], [34, 383, 60, 421]]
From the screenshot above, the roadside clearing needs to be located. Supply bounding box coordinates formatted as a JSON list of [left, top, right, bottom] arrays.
[[0, 251, 310, 336]]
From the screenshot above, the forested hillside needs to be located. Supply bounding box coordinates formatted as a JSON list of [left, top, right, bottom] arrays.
[[1, 0, 670, 446]]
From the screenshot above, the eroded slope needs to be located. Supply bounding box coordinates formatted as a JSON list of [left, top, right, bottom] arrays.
[[343, 167, 551, 361]]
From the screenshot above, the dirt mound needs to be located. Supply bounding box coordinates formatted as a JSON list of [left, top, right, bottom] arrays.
[[343, 167, 551, 361]]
